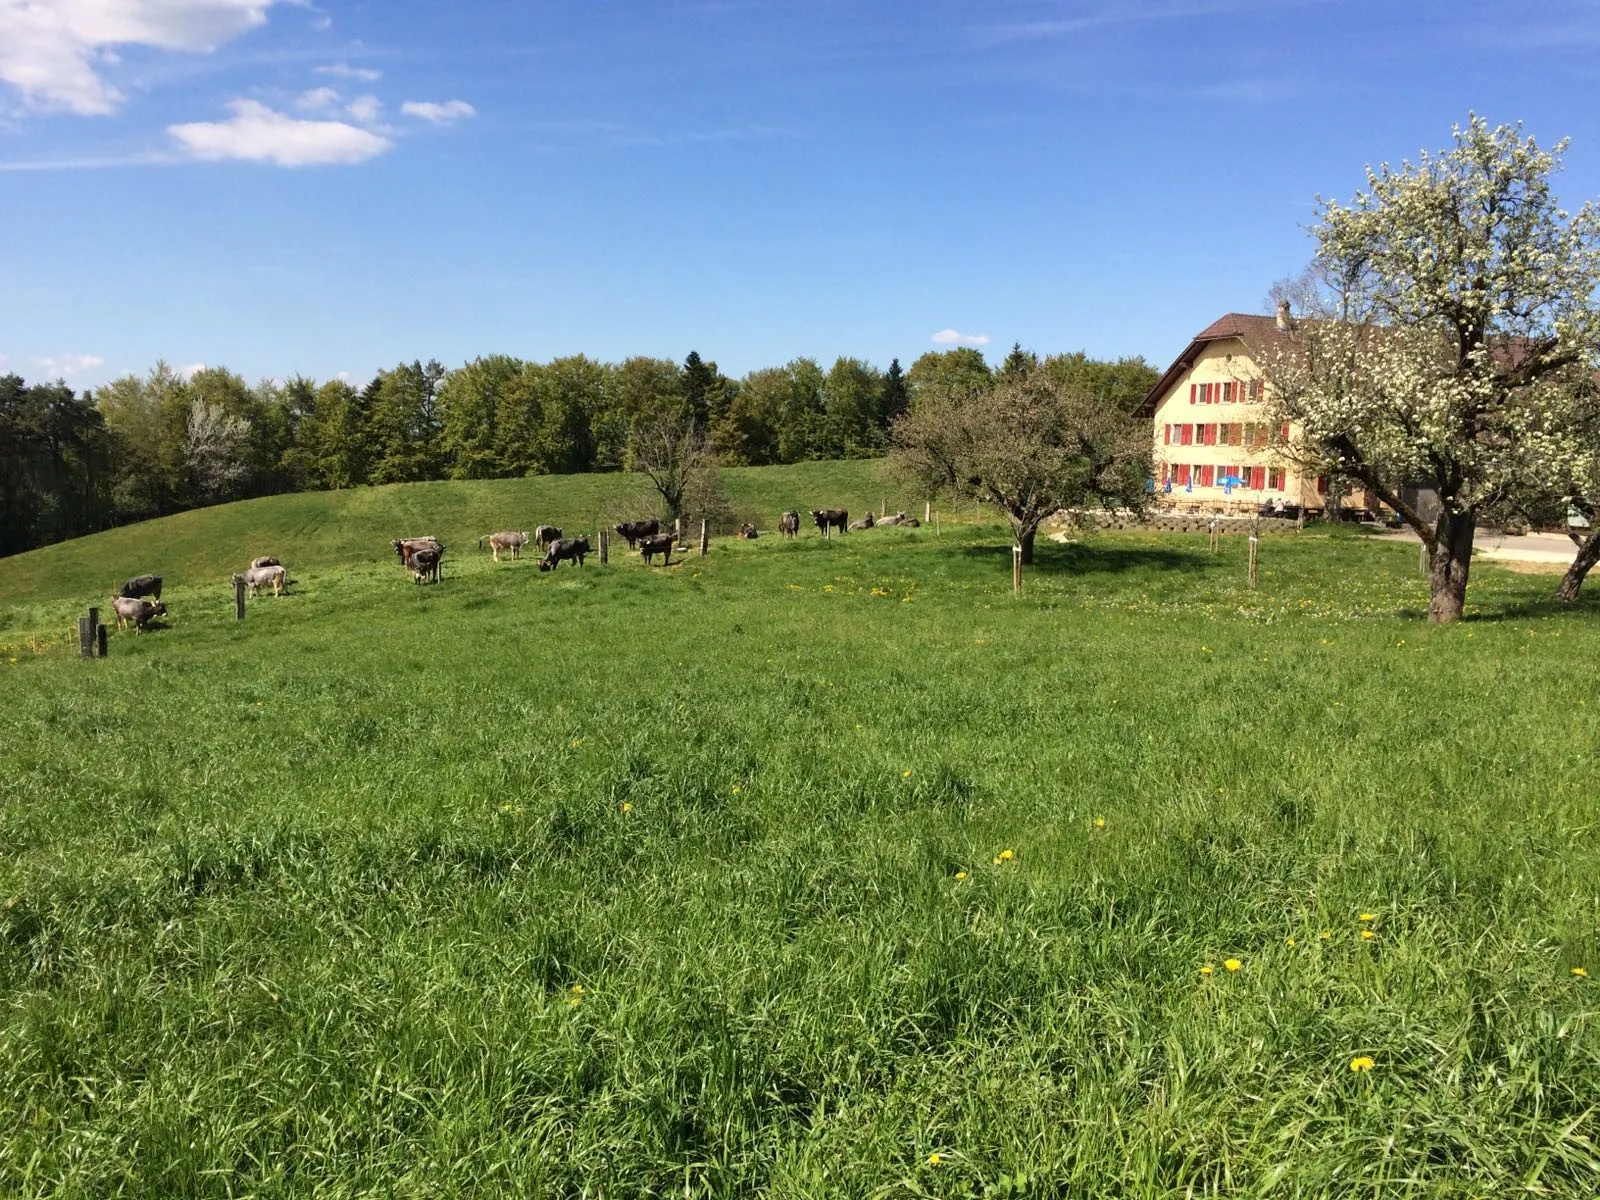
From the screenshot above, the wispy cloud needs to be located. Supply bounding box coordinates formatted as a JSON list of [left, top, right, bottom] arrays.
[[169, 99, 391, 165], [0, 150, 179, 171], [979, 0, 1317, 47], [931, 329, 990, 347], [295, 85, 340, 111], [316, 60, 380, 82], [176, 362, 207, 380], [33, 352, 104, 378], [0, 0, 280, 114], [401, 99, 475, 124], [345, 94, 381, 123]]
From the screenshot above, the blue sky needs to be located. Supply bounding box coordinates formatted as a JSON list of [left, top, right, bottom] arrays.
[[3, 0, 1599, 391]]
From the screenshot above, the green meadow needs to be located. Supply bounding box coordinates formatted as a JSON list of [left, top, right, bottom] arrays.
[[1, 463, 1596, 1198]]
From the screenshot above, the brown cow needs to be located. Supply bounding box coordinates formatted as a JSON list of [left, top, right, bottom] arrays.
[[478, 531, 530, 562], [112, 595, 167, 633], [778, 511, 800, 538], [811, 508, 848, 539]]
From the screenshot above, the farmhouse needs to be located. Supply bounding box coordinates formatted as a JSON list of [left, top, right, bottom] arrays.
[[1134, 307, 1376, 514]]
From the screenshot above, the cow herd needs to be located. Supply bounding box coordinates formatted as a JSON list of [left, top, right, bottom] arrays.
[[101, 502, 918, 638]]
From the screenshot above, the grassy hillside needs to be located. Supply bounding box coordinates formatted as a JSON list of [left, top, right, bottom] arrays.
[[1, 468, 1597, 1197], [0, 459, 912, 643]]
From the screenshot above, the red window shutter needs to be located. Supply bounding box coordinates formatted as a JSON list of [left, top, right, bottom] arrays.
[[1201, 465, 1214, 487], [1280, 422, 1289, 441], [1256, 467, 1266, 489], [1163, 424, 1170, 444], [1190, 383, 1197, 404]]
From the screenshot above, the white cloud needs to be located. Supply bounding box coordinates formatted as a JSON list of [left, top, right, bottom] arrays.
[[401, 99, 474, 124], [0, 0, 279, 115], [344, 93, 380, 123], [335, 370, 351, 383], [295, 85, 339, 111], [931, 329, 991, 347], [316, 61, 379, 82], [33, 352, 104, 378], [176, 362, 206, 379], [169, 99, 391, 165]]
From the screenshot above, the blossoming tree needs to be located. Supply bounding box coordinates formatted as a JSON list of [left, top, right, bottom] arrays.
[[1263, 117, 1600, 622]]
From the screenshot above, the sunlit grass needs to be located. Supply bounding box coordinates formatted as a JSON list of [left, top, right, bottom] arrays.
[[1, 472, 1597, 1197]]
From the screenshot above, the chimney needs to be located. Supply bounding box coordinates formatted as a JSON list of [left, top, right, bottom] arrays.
[[1275, 300, 1292, 332]]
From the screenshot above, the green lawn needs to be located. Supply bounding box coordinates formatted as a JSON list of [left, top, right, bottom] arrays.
[[1, 471, 1597, 1198]]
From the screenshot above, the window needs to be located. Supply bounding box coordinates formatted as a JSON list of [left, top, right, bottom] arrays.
[[1175, 463, 1191, 485], [1280, 422, 1290, 441], [1200, 464, 1215, 487], [1222, 381, 1235, 403], [1247, 379, 1264, 403], [1316, 475, 1328, 494], [1269, 467, 1284, 490], [1202, 423, 1217, 446], [1226, 423, 1241, 446]]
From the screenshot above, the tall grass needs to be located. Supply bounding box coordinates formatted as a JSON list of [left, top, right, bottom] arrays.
[[0, 475, 1596, 1197]]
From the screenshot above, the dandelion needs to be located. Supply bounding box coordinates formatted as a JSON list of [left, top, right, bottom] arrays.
[[731, 785, 741, 795], [1360, 929, 1376, 941], [570, 984, 583, 995], [1349, 1056, 1375, 1073], [570, 738, 583, 749], [902, 769, 913, 778], [620, 802, 633, 814], [1286, 938, 1296, 948], [998, 849, 1015, 861], [1319, 930, 1332, 940], [568, 997, 582, 1008], [927, 1153, 941, 1165], [954, 871, 967, 881], [1572, 967, 1589, 978], [1199, 964, 1214, 976], [1359, 913, 1376, 922], [1094, 818, 1106, 829], [1224, 958, 1242, 972]]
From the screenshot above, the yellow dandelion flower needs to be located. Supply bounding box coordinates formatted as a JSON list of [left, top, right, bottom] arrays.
[[1199, 964, 1214, 976], [1359, 913, 1376, 922], [731, 785, 741, 795], [1286, 938, 1296, 948], [1224, 958, 1242, 972], [568, 997, 582, 1008], [1094, 818, 1106, 829], [954, 871, 967, 881], [1360, 929, 1376, 941], [1319, 930, 1332, 940], [927, 1153, 941, 1165], [570, 984, 583, 994], [998, 849, 1014, 861], [1349, 1056, 1375, 1073], [570, 738, 582, 749], [1572, 967, 1589, 978], [620, 802, 633, 813], [902, 769, 913, 778]]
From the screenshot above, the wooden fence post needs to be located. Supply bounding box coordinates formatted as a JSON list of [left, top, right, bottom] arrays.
[[78, 614, 94, 658], [674, 517, 682, 545], [699, 519, 709, 558], [235, 575, 246, 620], [924, 500, 931, 524], [1208, 520, 1218, 553], [1418, 539, 1428, 578], [97, 623, 108, 657], [881, 496, 887, 517], [1248, 535, 1259, 588], [599, 529, 608, 565], [1012, 544, 1022, 595], [934, 512, 940, 537]]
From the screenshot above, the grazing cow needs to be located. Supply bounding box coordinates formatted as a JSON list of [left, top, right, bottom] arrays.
[[119, 574, 163, 601], [408, 546, 443, 584], [848, 512, 875, 532], [234, 565, 287, 596], [539, 536, 591, 571], [639, 533, 675, 565], [112, 595, 167, 633], [478, 531, 531, 562], [614, 519, 661, 549], [535, 525, 562, 549], [250, 556, 280, 569], [392, 537, 443, 582], [811, 508, 848, 539], [778, 511, 800, 538]]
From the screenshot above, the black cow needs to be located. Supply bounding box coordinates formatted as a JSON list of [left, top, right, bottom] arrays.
[[737, 523, 758, 539], [539, 536, 591, 571], [810, 508, 848, 539], [119, 573, 163, 601], [535, 525, 562, 549], [778, 511, 800, 538], [614, 519, 661, 549], [639, 533, 675, 565], [409, 546, 443, 584]]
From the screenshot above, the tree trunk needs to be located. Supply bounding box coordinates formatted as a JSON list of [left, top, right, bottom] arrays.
[[1018, 526, 1037, 566], [1426, 510, 1475, 623], [1555, 531, 1600, 603]]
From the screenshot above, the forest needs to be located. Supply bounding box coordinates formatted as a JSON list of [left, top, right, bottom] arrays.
[[0, 346, 1156, 557]]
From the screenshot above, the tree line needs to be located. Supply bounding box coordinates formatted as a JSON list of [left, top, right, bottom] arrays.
[[0, 347, 1159, 557]]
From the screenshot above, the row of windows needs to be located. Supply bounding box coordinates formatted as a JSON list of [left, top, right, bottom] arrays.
[[1164, 422, 1288, 446], [1163, 463, 1286, 490], [1190, 380, 1264, 404]]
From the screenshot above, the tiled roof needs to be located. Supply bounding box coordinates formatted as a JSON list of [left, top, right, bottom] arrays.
[[1133, 313, 1289, 417]]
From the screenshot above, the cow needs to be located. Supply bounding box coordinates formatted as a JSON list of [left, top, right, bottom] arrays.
[[778, 511, 800, 538], [391, 537, 443, 582], [639, 533, 675, 565], [614, 519, 661, 549], [811, 508, 848, 539], [119, 574, 163, 601], [539, 536, 590, 571], [478, 531, 530, 562], [234, 565, 287, 596], [534, 525, 562, 549], [737, 523, 759, 540], [408, 546, 443, 584], [112, 595, 167, 633], [250, 556, 280, 569], [848, 513, 875, 532], [879, 512, 920, 528]]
